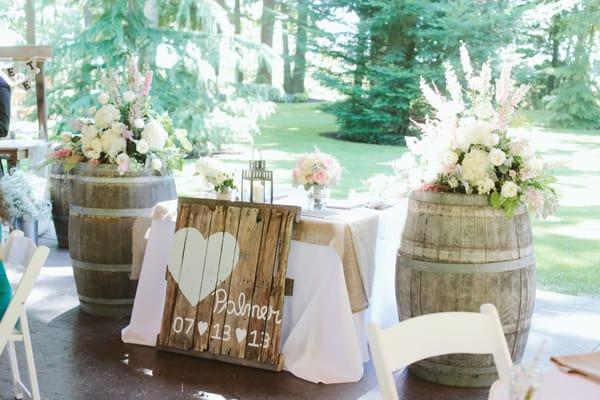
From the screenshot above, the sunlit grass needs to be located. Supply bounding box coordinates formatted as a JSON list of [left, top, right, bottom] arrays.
[[177, 102, 600, 297]]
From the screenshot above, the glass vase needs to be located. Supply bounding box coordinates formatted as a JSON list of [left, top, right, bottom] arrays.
[[307, 185, 329, 211]]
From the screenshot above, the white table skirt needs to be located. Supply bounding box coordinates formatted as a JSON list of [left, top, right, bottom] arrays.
[[122, 203, 405, 384]]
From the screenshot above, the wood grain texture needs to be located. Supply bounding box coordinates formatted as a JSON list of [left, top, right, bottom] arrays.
[[397, 191, 536, 388], [49, 163, 71, 248], [69, 163, 176, 317], [158, 198, 299, 371]]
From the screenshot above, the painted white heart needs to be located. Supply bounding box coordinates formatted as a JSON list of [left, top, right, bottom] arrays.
[[168, 227, 240, 306], [197, 321, 209, 336], [235, 328, 247, 343]]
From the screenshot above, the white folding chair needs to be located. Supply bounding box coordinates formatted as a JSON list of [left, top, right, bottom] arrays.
[[0, 230, 49, 400], [368, 304, 513, 400]]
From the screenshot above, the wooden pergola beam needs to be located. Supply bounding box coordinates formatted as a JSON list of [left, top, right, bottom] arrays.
[[0, 46, 52, 62]]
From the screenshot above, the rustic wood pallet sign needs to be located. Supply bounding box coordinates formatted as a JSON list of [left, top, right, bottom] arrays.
[[158, 197, 300, 371]]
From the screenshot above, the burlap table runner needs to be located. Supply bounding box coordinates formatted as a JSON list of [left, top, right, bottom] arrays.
[[131, 201, 379, 313]]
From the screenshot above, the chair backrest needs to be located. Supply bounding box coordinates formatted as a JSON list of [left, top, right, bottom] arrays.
[[2, 230, 37, 268], [0, 230, 49, 353], [367, 304, 513, 400]]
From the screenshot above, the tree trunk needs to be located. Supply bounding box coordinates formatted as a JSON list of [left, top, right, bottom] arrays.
[[547, 15, 560, 94], [25, 0, 36, 45], [290, 0, 308, 94], [234, 0, 244, 82], [281, 1, 293, 93], [256, 0, 275, 84], [82, 1, 93, 28], [143, 0, 159, 68]]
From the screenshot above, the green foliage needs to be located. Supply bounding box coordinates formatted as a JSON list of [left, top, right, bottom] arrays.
[[315, 0, 522, 144], [38, 0, 274, 156]]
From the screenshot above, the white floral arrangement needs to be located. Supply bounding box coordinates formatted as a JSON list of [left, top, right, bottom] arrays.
[[195, 157, 237, 194], [384, 44, 558, 218], [0, 170, 52, 220], [48, 56, 191, 174], [292, 149, 342, 189]]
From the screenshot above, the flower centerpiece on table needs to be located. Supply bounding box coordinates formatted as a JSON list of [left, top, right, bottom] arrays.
[[195, 157, 237, 200], [386, 44, 558, 218], [47, 57, 191, 174], [292, 148, 342, 211], [0, 170, 51, 222]]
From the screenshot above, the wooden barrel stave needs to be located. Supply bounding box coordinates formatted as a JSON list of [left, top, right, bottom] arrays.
[[397, 191, 536, 387], [69, 164, 176, 317], [49, 163, 71, 248]]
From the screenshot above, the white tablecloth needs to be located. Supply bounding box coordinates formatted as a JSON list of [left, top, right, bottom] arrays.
[[122, 201, 406, 384], [488, 366, 600, 399]]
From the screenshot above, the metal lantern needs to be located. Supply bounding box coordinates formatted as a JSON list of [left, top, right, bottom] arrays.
[[241, 149, 273, 203]]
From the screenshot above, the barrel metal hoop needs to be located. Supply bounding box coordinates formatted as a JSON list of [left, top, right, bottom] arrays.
[[72, 259, 132, 272], [72, 175, 172, 184], [77, 294, 134, 305], [70, 205, 153, 217], [397, 254, 535, 273], [49, 173, 73, 180]]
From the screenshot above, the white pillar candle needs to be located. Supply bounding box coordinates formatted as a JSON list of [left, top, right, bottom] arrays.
[[252, 181, 265, 203]]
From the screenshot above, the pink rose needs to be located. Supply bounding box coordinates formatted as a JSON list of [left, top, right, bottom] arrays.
[[313, 169, 329, 185]]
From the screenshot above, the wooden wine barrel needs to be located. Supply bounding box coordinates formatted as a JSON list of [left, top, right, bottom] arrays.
[[49, 163, 71, 248], [68, 163, 177, 317], [396, 191, 536, 388]]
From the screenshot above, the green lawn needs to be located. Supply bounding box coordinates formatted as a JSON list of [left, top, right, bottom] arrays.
[[178, 102, 600, 298]]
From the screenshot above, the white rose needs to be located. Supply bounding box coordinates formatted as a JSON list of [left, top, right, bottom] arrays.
[[136, 139, 150, 154], [460, 148, 491, 184], [476, 177, 495, 195], [122, 90, 136, 103], [134, 118, 145, 129], [441, 149, 459, 166], [61, 132, 73, 144], [500, 181, 519, 198], [483, 133, 500, 148], [141, 120, 168, 150], [488, 148, 506, 166], [81, 124, 98, 141], [94, 104, 120, 129], [151, 158, 163, 171], [83, 137, 102, 160], [98, 92, 109, 105]]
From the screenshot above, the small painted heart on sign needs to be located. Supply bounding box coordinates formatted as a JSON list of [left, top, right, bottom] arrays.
[[197, 321, 209, 336], [235, 328, 247, 343], [168, 227, 240, 306]]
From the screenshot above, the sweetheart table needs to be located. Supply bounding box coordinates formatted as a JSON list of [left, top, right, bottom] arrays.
[[121, 197, 405, 384]]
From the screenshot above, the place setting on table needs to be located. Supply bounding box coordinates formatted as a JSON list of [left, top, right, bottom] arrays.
[[122, 147, 407, 384]]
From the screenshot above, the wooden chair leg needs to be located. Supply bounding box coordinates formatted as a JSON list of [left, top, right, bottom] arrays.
[[20, 313, 41, 400]]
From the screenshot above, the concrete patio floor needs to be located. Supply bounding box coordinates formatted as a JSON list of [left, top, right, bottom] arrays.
[[1, 236, 599, 400]]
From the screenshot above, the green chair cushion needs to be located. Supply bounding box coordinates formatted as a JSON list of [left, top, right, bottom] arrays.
[[0, 259, 11, 319]]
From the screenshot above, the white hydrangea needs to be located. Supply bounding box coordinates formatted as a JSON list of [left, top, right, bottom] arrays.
[[441, 149, 459, 166], [488, 148, 507, 166], [141, 120, 168, 150], [134, 118, 145, 129], [460, 148, 491, 185], [100, 131, 126, 159], [456, 118, 494, 151], [94, 104, 120, 129], [81, 124, 98, 141], [501, 181, 519, 198], [483, 133, 500, 148], [82, 137, 102, 160], [151, 158, 163, 171], [136, 139, 150, 154], [476, 177, 495, 195]]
